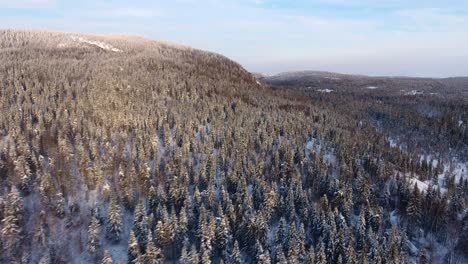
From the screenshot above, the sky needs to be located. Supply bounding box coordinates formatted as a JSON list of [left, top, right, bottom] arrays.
[[1, 0, 468, 77]]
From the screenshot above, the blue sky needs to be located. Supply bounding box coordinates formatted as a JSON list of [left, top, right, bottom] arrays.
[[1, 0, 468, 77]]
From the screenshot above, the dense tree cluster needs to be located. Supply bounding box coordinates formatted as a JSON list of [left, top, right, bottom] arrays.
[[0, 30, 466, 263]]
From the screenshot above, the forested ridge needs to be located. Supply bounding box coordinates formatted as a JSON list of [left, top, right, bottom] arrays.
[[0, 30, 467, 263]]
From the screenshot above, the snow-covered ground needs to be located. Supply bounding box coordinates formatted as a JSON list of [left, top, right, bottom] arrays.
[[58, 36, 122, 52], [317, 89, 333, 93], [366, 86, 378, 89], [404, 160, 466, 193], [403, 90, 424, 96]]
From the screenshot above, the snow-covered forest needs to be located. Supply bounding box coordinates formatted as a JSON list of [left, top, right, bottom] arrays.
[[0, 30, 467, 264]]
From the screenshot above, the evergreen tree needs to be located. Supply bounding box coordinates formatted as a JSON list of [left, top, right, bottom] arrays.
[[214, 214, 230, 251], [107, 198, 123, 243], [1, 187, 24, 257], [189, 244, 200, 264], [316, 242, 327, 264], [128, 231, 139, 264], [54, 192, 66, 218], [133, 200, 149, 251], [145, 235, 164, 264], [306, 246, 315, 264], [232, 240, 241, 264], [88, 215, 102, 256], [102, 250, 113, 264]]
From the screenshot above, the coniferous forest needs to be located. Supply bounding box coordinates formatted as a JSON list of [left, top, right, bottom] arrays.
[[0, 30, 467, 263]]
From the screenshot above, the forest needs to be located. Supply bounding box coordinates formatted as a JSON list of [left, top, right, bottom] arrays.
[[0, 30, 467, 263]]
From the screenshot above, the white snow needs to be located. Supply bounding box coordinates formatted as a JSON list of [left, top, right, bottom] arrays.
[[256, 80, 261, 85], [459, 120, 464, 127], [366, 86, 378, 89], [317, 89, 333, 93], [403, 90, 424, 96], [410, 178, 430, 192], [70, 36, 122, 52], [388, 137, 397, 148]]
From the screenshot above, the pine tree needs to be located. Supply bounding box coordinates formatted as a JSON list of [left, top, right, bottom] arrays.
[[232, 240, 241, 264], [275, 249, 287, 264], [180, 243, 190, 263], [133, 200, 149, 251], [178, 207, 188, 239], [256, 243, 271, 264], [155, 220, 172, 248], [102, 250, 113, 264], [214, 214, 230, 251], [88, 215, 102, 256], [107, 198, 123, 243], [189, 244, 200, 264], [297, 223, 306, 262], [16, 156, 32, 195], [406, 183, 422, 227], [356, 209, 367, 251], [306, 246, 315, 264], [145, 235, 164, 264], [54, 192, 66, 218], [316, 242, 327, 264], [1, 187, 24, 257], [128, 231, 139, 264], [275, 217, 288, 251]]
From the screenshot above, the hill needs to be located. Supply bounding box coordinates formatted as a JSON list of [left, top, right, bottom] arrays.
[[0, 30, 467, 263], [262, 70, 468, 96]]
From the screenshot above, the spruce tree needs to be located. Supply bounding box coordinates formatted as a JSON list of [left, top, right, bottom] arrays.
[[88, 215, 102, 256], [107, 197, 123, 243], [102, 250, 113, 264], [1, 187, 24, 257], [128, 231, 139, 264]]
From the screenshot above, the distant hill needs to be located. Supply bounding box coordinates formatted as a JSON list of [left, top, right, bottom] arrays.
[[261, 70, 468, 95]]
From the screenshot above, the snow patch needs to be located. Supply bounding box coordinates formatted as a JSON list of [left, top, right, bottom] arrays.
[[70, 36, 122, 52], [366, 86, 378, 89], [403, 90, 424, 96], [410, 178, 430, 192], [317, 89, 333, 93]]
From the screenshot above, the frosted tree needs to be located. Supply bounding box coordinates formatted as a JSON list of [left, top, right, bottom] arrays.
[[133, 200, 149, 250], [1, 187, 24, 257], [231, 240, 241, 264], [189, 244, 200, 264], [102, 250, 113, 264], [145, 234, 164, 264], [316, 242, 327, 264], [128, 231, 139, 264], [306, 246, 315, 264], [106, 197, 122, 243], [54, 192, 66, 218], [88, 215, 102, 256], [214, 214, 230, 251], [155, 220, 172, 248]]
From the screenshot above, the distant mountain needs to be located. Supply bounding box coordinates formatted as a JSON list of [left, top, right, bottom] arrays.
[[260, 70, 468, 95]]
